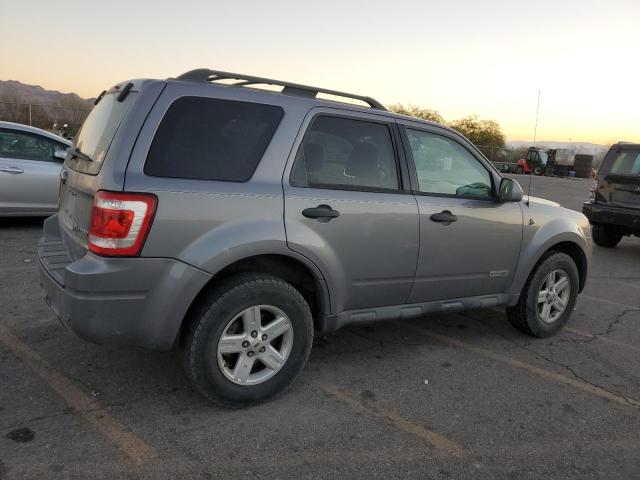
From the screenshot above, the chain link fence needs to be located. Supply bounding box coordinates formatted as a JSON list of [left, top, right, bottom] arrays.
[[0, 102, 91, 135]]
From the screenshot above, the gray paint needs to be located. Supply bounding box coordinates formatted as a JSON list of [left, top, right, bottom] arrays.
[[0, 121, 70, 216], [38, 73, 592, 350], [39, 216, 210, 350], [409, 196, 523, 302], [281, 107, 419, 312], [508, 196, 592, 294]]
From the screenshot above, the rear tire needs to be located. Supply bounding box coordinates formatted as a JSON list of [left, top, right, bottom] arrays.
[[507, 252, 579, 338], [183, 273, 313, 408], [533, 166, 542, 175], [592, 224, 622, 248]]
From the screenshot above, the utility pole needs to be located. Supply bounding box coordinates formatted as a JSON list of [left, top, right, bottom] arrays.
[[28, 104, 32, 126], [533, 90, 540, 147]]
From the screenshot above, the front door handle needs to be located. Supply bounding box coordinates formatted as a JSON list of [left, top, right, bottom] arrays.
[[0, 166, 24, 174], [302, 204, 340, 222], [430, 210, 457, 225]]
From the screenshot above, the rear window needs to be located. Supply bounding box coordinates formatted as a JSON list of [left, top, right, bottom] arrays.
[[601, 149, 640, 176], [144, 96, 284, 182], [66, 92, 137, 175]]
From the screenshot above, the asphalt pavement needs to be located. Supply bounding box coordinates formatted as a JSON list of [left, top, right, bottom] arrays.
[[1, 175, 639, 479]]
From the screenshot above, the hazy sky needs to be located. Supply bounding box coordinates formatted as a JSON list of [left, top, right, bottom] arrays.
[[2, 0, 638, 143]]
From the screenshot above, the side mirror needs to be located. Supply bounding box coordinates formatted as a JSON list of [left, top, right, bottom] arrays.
[[498, 178, 524, 202], [54, 149, 67, 161]]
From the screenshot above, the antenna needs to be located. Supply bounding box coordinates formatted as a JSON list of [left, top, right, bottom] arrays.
[[533, 90, 541, 147], [527, 90, 541, 207]]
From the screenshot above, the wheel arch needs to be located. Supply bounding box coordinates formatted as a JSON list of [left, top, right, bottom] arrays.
[[544, 241, 588, 292], [510, 218, 591, 298], [511, 237, 589, 296], [178, 253, 331, 346]]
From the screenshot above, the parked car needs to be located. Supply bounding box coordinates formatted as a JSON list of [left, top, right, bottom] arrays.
[[38, 70, 592, 407], [583, 142, 640, 247], [0, 121, 71, 216]]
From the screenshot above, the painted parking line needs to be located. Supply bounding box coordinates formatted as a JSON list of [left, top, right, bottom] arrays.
[[566, 327, 640, 354], [612, 281, 640, 291], [308, 381, 464, 456], [399, 322, 640, 409], [0, 324, 156, 465], [581, 294, 639, 310]]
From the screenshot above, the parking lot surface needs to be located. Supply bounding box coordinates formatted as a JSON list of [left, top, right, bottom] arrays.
[[1, 175, 639, 479]]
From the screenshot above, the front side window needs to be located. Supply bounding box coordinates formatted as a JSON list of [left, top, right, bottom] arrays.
[[292, 116, 399, 191], [406, 129, 493, 199], [0, 130, 62, 162], [145, 96, 284, 182]]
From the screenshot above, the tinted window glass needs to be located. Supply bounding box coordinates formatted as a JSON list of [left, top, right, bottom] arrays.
[[602, 150, 640, 176], [0, 130, 63, 162], [292, 116, 399, 191], [68, 92, 137, 174], [407, 129, 493, 199], [145, 97, 284, 182]]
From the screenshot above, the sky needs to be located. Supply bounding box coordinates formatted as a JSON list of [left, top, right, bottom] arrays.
[[2, 0, 639, 144]]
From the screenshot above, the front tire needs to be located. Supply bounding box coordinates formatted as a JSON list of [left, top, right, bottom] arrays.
[[507, 252, 579, 338], [183, 273, 314, 407], [592, 224, 622, 248]]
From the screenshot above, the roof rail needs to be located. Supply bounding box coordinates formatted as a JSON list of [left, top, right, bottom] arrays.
[[174, 68, 386, 111]]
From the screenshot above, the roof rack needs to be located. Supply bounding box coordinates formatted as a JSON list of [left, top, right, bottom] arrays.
[[175, 68, 386, 111]]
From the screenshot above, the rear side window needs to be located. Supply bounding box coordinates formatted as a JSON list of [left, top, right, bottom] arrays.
[[601, 149, 640, 176], [290, 116, 399, 191], [145, 97, 284, 182]]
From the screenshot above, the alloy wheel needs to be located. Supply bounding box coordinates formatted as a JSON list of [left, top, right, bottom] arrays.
[[217, 305, 294, 385], [537, 269, 571, 323]]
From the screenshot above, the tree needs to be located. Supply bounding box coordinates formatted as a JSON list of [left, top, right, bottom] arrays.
[[448, 115, 506, 148], [0, 93, 29, 125], [388, 104, 445, 124], [57, 96, 92, 134]]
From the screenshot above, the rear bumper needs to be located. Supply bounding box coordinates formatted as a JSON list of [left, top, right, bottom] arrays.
[[38, 215, 211, 350], [582, 202, 640, 231]]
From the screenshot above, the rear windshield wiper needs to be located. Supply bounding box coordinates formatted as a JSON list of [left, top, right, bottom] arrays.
[[67, 146, 93, 162]]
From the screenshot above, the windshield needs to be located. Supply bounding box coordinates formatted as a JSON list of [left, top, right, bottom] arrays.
[[601, 149, 640, 176], [538, 151, 548, 164], [66, 91, 137, 174], [527, 150, 547, 165]]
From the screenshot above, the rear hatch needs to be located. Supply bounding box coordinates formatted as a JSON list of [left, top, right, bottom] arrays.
[[58, 86, 139, 260], [596, 146, 640, 209]]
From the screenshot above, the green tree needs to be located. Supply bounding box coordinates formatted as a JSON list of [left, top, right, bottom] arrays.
[[448, 115, 506, 148], [388, 104, 445, 124]]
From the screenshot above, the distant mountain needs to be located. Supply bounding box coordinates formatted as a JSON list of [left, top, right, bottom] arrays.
[[0, 80, 93, 131], [0, 80, 92, 108]]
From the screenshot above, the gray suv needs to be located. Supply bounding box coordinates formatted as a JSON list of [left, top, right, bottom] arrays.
[[38, 69, 592, 407]]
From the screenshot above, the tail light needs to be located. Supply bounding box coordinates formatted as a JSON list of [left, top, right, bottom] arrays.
[[88, 191, 157, 256]]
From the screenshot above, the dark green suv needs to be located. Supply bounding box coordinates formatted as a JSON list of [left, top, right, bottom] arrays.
[[583, 142, 640, 247]]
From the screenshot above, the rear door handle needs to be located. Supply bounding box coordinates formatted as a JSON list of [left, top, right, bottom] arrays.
[[0, 166, 24, 174], [430, 210, 457, 225], [302, 204, 340, 222]]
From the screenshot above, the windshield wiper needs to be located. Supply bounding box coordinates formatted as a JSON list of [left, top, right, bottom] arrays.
[[67, 146, 93, 162]]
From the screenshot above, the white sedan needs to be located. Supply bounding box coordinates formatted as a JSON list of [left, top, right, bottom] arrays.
[[0, 121, 71, 216]]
